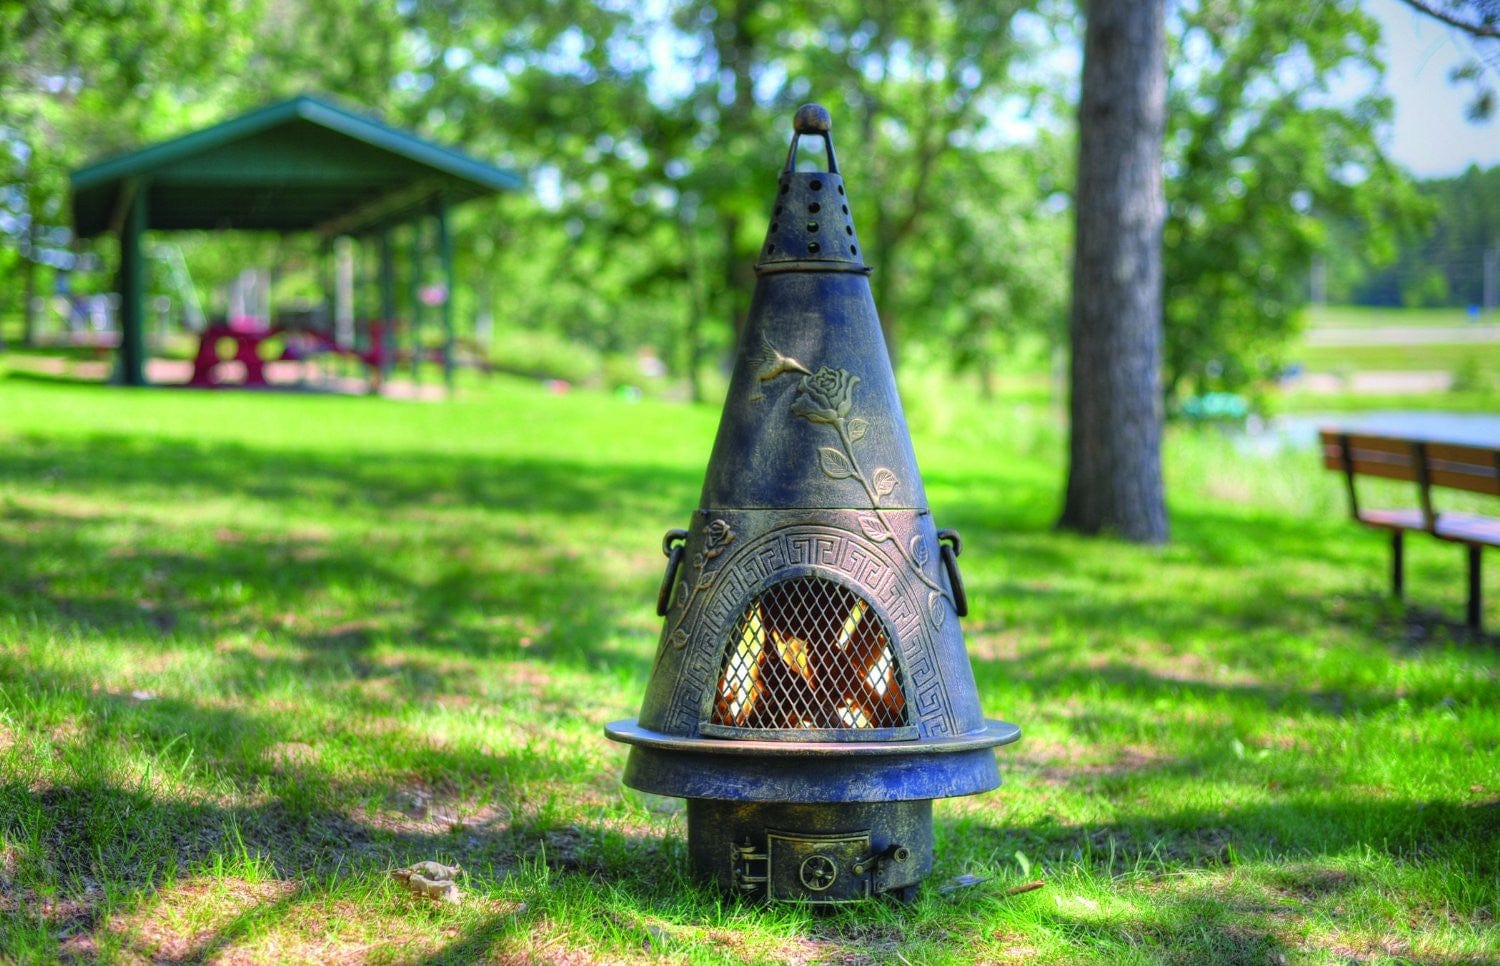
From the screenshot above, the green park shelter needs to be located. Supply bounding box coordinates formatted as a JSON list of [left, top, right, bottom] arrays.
[[70, 94, 523, 387]]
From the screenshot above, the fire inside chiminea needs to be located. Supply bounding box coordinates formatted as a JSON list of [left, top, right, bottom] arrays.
[[606, 104, 1019, 904]]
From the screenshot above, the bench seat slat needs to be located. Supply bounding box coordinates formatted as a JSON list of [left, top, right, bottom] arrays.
[[1357, 508, 1426, 531], [1435, 512, 1500, 547]]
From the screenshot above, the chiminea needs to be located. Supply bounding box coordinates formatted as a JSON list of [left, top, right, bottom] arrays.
[[606, 104, 1019, 904]]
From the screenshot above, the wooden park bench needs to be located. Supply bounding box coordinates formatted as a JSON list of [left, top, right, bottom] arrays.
[[1320, 430, 1499, 633]]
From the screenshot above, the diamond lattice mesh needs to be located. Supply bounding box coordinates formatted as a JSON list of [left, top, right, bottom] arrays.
[[710, 576, 908, 731]]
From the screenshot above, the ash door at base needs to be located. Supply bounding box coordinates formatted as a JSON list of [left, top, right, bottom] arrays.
[[761, 830, 872, 902]]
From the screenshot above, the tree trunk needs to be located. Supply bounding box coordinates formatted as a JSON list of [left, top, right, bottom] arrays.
[[1057, 0, 1169, 543]]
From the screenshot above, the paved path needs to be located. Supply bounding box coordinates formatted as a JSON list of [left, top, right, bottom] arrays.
[[1306, 324, 1500, 346], [1289, 371, 1453, 393]]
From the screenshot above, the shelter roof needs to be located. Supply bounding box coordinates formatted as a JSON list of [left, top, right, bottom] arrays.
[[71, 95, 523, 239]]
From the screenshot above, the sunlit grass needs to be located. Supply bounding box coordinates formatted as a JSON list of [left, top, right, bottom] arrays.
[[1301, 304, 1487, 329], [1294, 341, 1495, 373], [1, 368, 1496, 963]]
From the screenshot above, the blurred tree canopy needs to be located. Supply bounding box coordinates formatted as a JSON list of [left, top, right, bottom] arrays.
[[0, 0, 1436, 406], [1332, 164, 1500, 308], [1160, 0, 1430, 403]]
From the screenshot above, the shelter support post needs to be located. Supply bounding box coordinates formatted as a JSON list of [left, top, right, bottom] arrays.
[[408, 219, 423, 384], [380, 229, 395, 386], [437, 196, 454, 392], [117, 179, 149, 387]]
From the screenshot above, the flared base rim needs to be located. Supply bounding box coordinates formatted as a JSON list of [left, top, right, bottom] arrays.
[[605, 718, 1020, 803], [605, 719, 1019, 756]]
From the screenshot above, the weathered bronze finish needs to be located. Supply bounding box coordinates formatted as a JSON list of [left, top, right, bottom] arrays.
[[606, 104, 1019, 903], [689, 800, 931, 903]]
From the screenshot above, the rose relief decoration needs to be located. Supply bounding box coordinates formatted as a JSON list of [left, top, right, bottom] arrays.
[[759, 354, 956, 624]]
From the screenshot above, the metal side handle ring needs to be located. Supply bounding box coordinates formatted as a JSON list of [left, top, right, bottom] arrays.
[[656, 529, 689, 617], [937, 528, 968, 618]]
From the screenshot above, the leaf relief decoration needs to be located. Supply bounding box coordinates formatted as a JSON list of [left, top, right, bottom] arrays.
[[858, 514, 892, 542], [753, 348, 958, 625], [819, 447, 854, 479]]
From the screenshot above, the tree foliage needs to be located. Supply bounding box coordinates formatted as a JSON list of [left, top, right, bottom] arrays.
[[1337, 164, 1500, 307], [0, 0, 1442, 410], [1160, 0, 1430, 403]]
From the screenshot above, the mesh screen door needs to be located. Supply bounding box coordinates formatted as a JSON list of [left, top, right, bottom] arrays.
[[709, 576, 910, 732]]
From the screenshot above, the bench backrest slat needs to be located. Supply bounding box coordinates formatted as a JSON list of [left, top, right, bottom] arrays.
[[1425, 442, 1500, 496], [1319, 431, 1421, 483], [1320, 429, 1500, 501]]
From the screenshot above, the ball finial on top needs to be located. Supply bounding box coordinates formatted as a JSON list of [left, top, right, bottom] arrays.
[[793, 104, 831, 134]]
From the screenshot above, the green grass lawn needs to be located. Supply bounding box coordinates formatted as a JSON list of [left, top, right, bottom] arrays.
[[1301, 305, 1491, 329], [1292, 342, 1495, 374], [1, 366, 1496, 963]]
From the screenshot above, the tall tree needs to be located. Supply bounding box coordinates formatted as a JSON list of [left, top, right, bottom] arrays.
[[1058, 0, 1169, 543]]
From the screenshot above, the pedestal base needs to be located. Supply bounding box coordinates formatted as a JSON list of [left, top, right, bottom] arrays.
[[686, 799, 932, 903]]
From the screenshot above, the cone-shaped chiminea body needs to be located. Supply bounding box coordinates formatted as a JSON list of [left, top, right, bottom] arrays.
[[607, 104, 1018, 904]]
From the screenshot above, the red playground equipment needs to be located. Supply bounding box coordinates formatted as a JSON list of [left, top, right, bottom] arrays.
[[188, 319, 279, 388], [186, 317, 428, 391]]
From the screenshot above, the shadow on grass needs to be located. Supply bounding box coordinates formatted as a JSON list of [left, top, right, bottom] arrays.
[[3, 412, 1497, 959], [0, 432, 695, 956], [982, 796, 1500, 874], [962, 794, 1498, 963], [0, 428, 698, 520], [0, 773, 679, 961], [0, 651, 686, 959], [0, 432, 700, 678]]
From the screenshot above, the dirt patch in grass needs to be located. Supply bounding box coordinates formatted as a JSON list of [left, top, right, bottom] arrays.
[[967, 626, 1040, 663], [1265, 863, 1356, 900], [539, 825, 605, 875], [210, 896, 437, 965], [1316, 933, 1419, 963], [262, 741, 320, 773], [491, 944, 623, 966], [811, 921, 922, 963], [0, 844, 20, 886], [350, 779, 513, 839], [108, 877, 297, 962], [8, 890, 104, 956], [47, 719, 85, 748], [1011, 738, 1173, 787]]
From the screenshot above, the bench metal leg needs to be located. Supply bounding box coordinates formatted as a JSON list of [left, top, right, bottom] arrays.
[[1391, 531, 1404, 600], [1468, 545, 1482, 633]]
